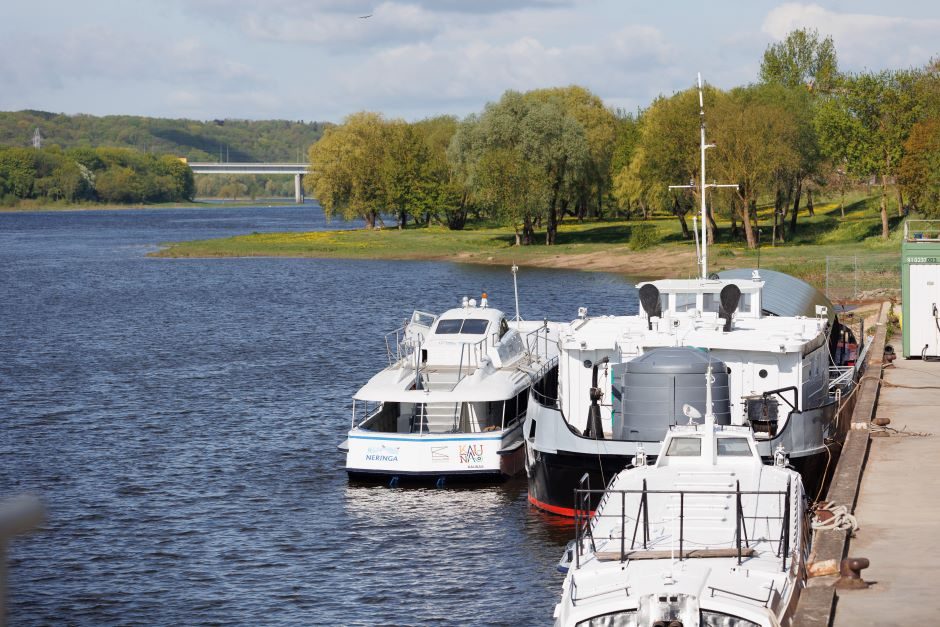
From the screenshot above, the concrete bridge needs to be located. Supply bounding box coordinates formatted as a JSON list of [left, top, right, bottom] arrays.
[[188, 162, 311, 203]]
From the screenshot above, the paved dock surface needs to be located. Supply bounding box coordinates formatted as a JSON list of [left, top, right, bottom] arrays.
[[833, 349, 940, 625]]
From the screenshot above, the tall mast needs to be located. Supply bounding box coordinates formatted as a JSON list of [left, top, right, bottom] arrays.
[[670, 73, 737, 279], [698, 73, 708, 280]]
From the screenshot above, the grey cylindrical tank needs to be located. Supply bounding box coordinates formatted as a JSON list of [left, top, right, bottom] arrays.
[[612, 347, 731, 441]]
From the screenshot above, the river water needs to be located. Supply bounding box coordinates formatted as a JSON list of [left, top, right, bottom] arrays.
[[0, 204, 639, 625]]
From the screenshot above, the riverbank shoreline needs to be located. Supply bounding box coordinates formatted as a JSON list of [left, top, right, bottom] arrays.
[[147, 220, 898, 291]]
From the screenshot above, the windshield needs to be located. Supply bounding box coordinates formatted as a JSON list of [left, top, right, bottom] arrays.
[[435, 318, 489, 334]]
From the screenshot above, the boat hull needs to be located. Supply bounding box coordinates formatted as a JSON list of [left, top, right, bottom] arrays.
[[346, 421, 526, 482], [525, 396, 849, 516]]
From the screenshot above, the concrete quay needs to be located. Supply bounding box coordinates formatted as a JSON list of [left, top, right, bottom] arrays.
[[794, 298, 940, 625], [831, 347, 940, 625]]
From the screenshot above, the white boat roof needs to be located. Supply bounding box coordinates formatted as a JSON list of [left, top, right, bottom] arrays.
[[560, 311, 827, 354], [353, 366, 532, 402]]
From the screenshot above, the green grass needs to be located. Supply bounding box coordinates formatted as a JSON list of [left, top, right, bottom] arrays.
[[154, 192, 906, 290]]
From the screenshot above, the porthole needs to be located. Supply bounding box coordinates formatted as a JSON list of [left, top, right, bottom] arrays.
[[758, 369, 768, 378]]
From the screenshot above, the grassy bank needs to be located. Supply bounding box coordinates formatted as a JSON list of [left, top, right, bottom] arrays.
[[152, 195, 904, 293]]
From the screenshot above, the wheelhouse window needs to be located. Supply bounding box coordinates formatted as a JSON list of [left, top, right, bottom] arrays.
[[717, 437, 752, 456], [498, 317, 510, 339], [435, 319, 463, 334], [665, 437, 701, 456], [703, 291, 753, 314], [702, 292, 720, 313], [675, 293, 696, 313], [460, 319, 489, 334]]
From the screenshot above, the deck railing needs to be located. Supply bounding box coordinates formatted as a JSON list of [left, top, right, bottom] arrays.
[[572, 473, 793, 573]]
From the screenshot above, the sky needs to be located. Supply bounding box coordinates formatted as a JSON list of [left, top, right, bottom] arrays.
[[1, 0, 938, 123]]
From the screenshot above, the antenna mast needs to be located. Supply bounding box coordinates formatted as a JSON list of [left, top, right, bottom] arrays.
[[669, 73, 737, 279]]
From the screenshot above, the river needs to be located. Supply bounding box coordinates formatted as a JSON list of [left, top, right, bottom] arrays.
[[0, 204, 639, 625]]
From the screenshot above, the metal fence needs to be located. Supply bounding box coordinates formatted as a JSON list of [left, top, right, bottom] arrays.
[[825, 253, 900, 303]]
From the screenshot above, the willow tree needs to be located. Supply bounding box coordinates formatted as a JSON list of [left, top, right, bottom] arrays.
[[448, 90, 588, 245], [306, 112, 387, 228], [529, 86, 618, 220], [412, 115, 467, 229]]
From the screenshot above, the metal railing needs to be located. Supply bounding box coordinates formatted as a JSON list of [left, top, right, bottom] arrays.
[[529, 357, 559, 408], [904, 220, 940, 241], [384, 310, 437, 366], [524, 324, 554, 363], [572, 474, 792, 573], [825, 254, 899, 302]]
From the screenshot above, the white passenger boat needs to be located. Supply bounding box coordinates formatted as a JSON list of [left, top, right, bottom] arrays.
[[553, 351, 808, 627], [523, 75, 863, 516], [343, 291, 559, 484]]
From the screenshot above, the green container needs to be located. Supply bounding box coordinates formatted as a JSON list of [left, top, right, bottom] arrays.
[[901, 221, 940, 358]]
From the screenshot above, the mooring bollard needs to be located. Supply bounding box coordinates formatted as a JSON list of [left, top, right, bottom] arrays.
[[836, 557, 871, 589]]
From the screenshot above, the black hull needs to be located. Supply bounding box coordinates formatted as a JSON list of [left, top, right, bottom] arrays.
[[526, 450, 634, 516], [527, 447, 836, 517]]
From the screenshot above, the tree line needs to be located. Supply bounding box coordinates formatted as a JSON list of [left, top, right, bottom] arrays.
[[308, 29, 940, 247], [0, 146, 194, 204], [0, 111, 327, 163]]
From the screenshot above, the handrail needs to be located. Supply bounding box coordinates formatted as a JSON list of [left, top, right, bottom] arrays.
[[904, 219, 940, 242], [572, 484, 792, 572]]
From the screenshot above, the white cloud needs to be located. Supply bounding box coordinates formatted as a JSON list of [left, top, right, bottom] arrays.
[[331, 22, 676, 118], [762, 3, 940, 70]]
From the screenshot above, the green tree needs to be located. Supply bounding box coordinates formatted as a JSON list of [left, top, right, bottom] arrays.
[[0, 147, 36, 198], [818, 71, 924, 238], [760, 28, 838, 93], [307, 112, 389, 228], [899, 117, 940, 216], [413, 116, 467, 229], [621, 87, 711, 242], [448, 90, 589, 245], [711, 87, 801, 248]]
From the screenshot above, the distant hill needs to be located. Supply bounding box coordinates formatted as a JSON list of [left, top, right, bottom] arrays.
[[0, 111, 331, 162]]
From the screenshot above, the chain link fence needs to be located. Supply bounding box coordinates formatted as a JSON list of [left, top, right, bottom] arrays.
[[824, 253, 900, 303]]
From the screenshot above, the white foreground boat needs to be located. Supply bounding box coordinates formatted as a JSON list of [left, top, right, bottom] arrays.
[[343, 292, 559, 483], [554, 351, 808, 626]]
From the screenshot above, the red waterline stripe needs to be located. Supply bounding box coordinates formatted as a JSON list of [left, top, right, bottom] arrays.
[[527, 493, 594, 518]]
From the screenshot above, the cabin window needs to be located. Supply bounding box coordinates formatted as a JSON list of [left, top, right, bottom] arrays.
[[702, 292, 721, 313], [717, 437, 752, 456], [675, 293, 696, 313], [434, 318, 489, 334], [665, 437, 701, 456], [435, 319, 463, 334], [498, 318, 510, 339]]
